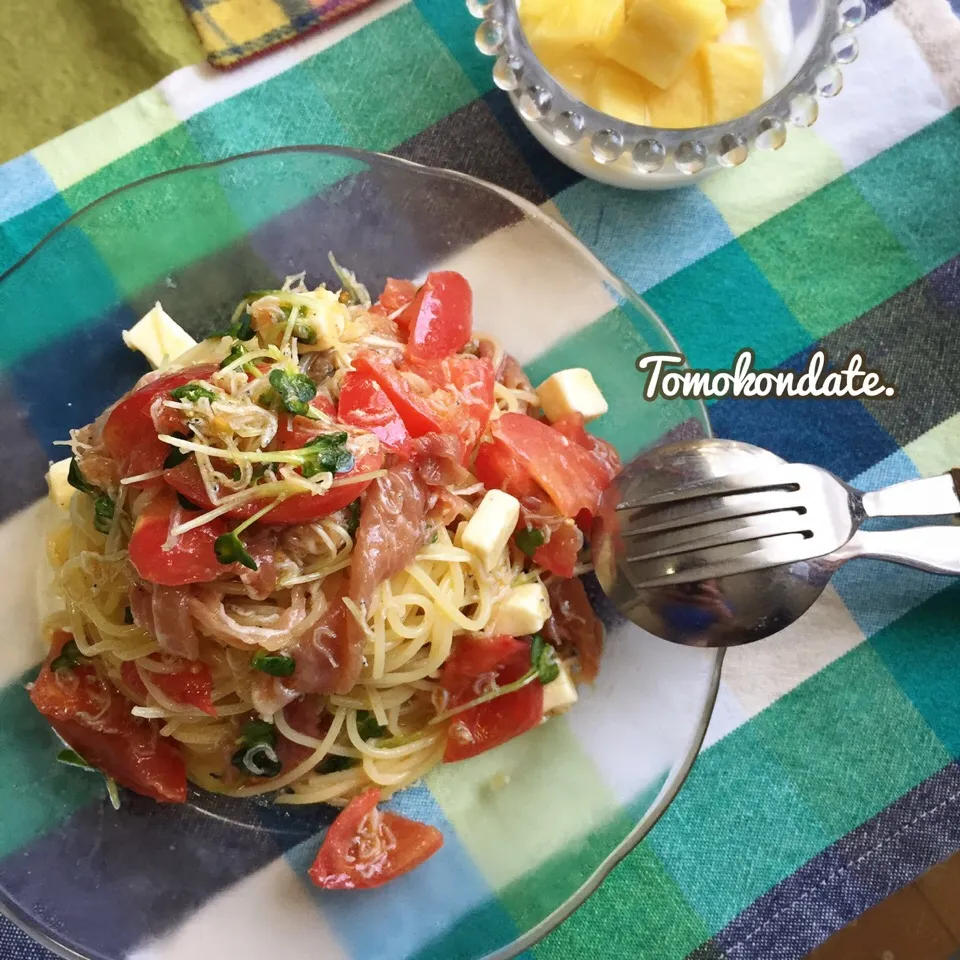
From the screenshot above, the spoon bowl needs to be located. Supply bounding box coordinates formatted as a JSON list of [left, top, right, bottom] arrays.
[[593, 439, 833, 647]]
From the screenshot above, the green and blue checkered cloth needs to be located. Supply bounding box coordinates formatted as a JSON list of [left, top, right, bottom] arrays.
[[0, 0, 959, 957]]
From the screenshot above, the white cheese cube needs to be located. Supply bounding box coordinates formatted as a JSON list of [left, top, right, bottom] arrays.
[[122, 303, 197, 369], [46, 458, 73, 510], [535, 368, 608, 423], [490, 582, 551, 637], [542, 659, 579, 715], [462, 489, 521, 571]]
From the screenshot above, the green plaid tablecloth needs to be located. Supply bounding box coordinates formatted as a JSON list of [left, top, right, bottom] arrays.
[[0, 1, 959, 958]]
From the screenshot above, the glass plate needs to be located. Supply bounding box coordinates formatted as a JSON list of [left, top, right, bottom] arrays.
[[0, 147, 721, 960]]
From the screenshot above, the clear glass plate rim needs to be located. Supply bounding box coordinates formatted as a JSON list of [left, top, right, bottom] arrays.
[[0, 144, 724, 960]]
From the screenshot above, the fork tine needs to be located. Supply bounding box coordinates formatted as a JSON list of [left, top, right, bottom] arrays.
[[615, 462, 800, 511], [625, 510, 810, 562], [627, 534, 817, 588], [620, 487, 808, 536]]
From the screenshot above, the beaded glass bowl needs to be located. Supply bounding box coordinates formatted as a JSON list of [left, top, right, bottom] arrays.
[[472, 0, 865, 188]]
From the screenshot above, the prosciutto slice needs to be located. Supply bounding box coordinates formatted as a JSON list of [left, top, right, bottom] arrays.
[[130, 583, 201, 661]]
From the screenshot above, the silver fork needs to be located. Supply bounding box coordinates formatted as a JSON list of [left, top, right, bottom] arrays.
[[615, 458, 960, 588]]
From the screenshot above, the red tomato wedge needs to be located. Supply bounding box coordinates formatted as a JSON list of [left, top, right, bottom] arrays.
[[309, 787, 443, 890], [337, 372, 411, 454], [353, 353, 494, 459], [532, 520, 582, 579], [441, 635, 544, 763], [400, 272, 473, 364], [482, 414, 611, 518], [273, 395, 337, 450], [352, 353, 443, 437], [379, 278, 418, 317], [128, 490, 228, 587], [120, 657, 216, 716], [163, 425, 384, 525], [474, 440, 543, 501], [30, 632, 187, 803], [550, 413, 622, 483], [102, 365, 218, 483]]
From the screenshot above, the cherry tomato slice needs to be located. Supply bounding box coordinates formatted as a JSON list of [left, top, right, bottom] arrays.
[[353, 353, 494, 460], [442, 635, 529, 690], [128, 490, 228, 587], [379, 278, 419, 318], [474, 438, 544, 501], [532, 520, 582, 579], [308, 787, 443, 890], [273, 395, 337, 451], [483, 414, 611, 519], [550, 413, 621, 483], [400, 272, 473, 364], [352, 353, 444, 437], [410, 354, 495, 457], [163, 446, 383, 526], [441, 635, 544, 763], [120, 657, 216, 716], [30, 632, 187, 803], [102, 365, 218, 484], [337, 372, 411, 454]]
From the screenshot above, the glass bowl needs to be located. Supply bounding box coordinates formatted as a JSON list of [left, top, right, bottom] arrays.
[[473, 0, 865, 188], [0, 147, 721, 960]]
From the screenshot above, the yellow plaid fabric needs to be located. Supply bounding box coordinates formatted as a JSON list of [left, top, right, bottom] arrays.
[[182, 0, 377, 68]]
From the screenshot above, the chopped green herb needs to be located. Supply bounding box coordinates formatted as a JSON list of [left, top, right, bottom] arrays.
[[232, 743, 282, 779], [292, 319, 318, 344], [170, 382, 217, 403], [93, 494, 115, 534], [299, 432, 354, 478], [55, 747, 122, 808], [163, 433, 191, 469], [530, 634, 560, 685], [214, 531, 258, 571], [515, 527, 545, 557], [67, 458, 98, 497], [318, 755, 356, 774], [329, 253, 370, 306], [356, 711, 386, 740], [431, 636, 560, 725], [220, 341, 247, 370], [209, 309, 255, 341], [50, 639, 87, 673], [123, 606, 134, 625], [232, 720, 280, 778], [251, 649, 296, 678], [232, 313, 254, 341], [268, 368, 317, 417], [176, 492, 202, 512], [237, 718, 276, 748], [231, 466, 242, 481], [57, 748, 94, 770], [430, 530, 439, 544], [344, 499, 361, 537]]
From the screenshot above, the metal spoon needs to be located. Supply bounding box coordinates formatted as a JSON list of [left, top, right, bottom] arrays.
[[592, 439, 960, 647]]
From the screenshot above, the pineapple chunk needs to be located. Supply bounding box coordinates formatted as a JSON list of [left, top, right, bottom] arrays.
[[606, 0, 726, 89], [702, 42, 764, 123], [528, 0, 626, 51], [723, 0, 764, 9], [533, 42, 602, 101], [646, 55, 708, 128], [711, 4, 729, 36], [589, 63, 652, 125], [518, 0, 554, 25]]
